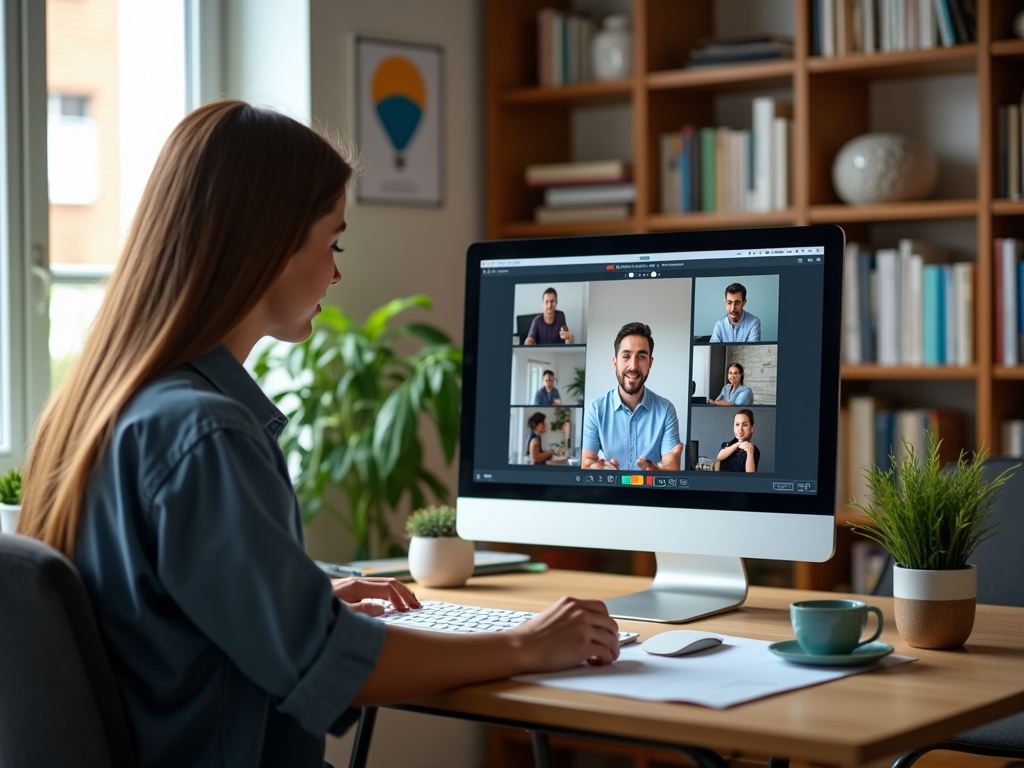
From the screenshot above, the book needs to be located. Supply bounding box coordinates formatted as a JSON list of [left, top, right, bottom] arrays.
[[843, 241, 862, 364], [858, 251, 876, 362], [751, 97, 792, 213], [534, 203, 631, 224], [822, 0, 836, 56], [953, 261, 973, 365], [318, 550, 536, 581], [1002, 238, 1020, 365], [933, 0, 956, 47], [699, 126, 717, 212], [995, 237, 1005, 363], [525, 159, 631, 187], [1008, 103, 1021, 201], [919, 0, 936, 49], [923, 263, 943, 365], [861, 0, 877, 52], [875, 248, 900, 365], [544, 183, 635, 207], [1002, 419, 1024, 457], [772, 115, 791, 210], [849, 395, 892, 505], [660, 132, 680, 213], [942, 264, 955, 365], [946, 0, 971, 42]]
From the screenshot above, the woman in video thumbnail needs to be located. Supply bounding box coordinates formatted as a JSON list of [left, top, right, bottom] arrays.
[[17, 100, 620, 767], [526, 412, 558, 464], [708, 363, 753, 406], [716, 409, 760, 473]]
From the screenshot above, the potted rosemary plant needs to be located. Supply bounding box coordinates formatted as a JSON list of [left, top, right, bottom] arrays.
[[405, 505, 473, 588], [0, 468, 22, 533], [848, 432, 1014, 649]]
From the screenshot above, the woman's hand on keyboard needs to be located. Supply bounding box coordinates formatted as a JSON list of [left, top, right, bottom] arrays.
[[331, 577, 421, 616], [511, 596, 621, 670]]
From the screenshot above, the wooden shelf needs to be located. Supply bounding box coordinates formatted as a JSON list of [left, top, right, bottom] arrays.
[[806, 44, 979, 77], [486, 0, 1018, 602], [809, 200, 978, 223], [841, 364, 980, 380]]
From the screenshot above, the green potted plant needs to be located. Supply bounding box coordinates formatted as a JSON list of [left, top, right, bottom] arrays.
[[405, 505, 473, 588], [848, 431, 1015, 649], [0, 468, 22, 533], [565, 366, 585, 404], [253, 295, 461, 560]]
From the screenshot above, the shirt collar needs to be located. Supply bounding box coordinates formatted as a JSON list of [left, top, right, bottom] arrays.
[[615, 385, 652, 412], [186, 345, 287, 437]]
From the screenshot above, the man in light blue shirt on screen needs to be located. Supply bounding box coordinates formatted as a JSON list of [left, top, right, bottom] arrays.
[[582, 322, 683, 472], [710, 282, 761, 343]]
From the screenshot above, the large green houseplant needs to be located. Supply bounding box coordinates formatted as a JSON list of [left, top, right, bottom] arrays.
[[848, 431, 1015, 648], [253, 295, 461, 560]]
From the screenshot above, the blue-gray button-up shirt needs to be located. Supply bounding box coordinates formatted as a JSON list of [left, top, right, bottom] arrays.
[[582, 386, 681, 468], [74, 345, 386, 768], [710, 311, 761, 343]]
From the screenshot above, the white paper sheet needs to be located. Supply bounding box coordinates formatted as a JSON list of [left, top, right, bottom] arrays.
[[514, 634, 916, 708]]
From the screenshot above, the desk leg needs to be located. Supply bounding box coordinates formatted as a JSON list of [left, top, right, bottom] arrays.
[[348, 707, 378, 768], [530, 731, 551, 768]]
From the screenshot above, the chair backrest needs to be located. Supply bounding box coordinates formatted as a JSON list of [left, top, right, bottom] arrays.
[[516, 314, 536, 344], [874, 457, 1024, 606], [0, 533, 135, 767]]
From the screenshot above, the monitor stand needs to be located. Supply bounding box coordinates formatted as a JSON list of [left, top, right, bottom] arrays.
[[603, 552, 748, 623]]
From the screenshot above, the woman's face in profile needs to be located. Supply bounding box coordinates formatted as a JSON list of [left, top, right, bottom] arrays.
[[733, 415, 753, 442], [535, 420, 547, 434]]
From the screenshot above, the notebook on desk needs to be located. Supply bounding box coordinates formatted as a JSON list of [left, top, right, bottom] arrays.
[[317, 550, 537, 580]]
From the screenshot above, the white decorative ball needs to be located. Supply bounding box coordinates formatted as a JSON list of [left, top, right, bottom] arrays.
[[1014, 9, 1024, 39], [831, 132, 938, 205]]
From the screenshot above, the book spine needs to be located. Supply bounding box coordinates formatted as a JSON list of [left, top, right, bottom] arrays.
[[680, 127, 692, 213], [942, 263, 955, 366], [843, 241, 862, 364], [875, 408, 894, 474], [995, 237, 1004, 363], [953, 262, 973, 366], [849, 395, 879, 506], [858, 251, 876, 362], [699, 127, 717, 213], [876, 248, 900, 365], [822, 0, 836, 56], [1009, 104, 1021, 200], [919, 0, 935, 48], [752, 97, 774, 213], [933, 0, 955, 47], [863, 0, 876, 52], [1019, 260, 1024, 364], [923, 263, 942, 366], [946, 0, 970, 42], [1003, 237, 1019, 366]]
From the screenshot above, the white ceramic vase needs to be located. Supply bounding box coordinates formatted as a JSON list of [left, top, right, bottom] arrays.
[[0, 503, 21, 534], [591, 15, 632, 81], [893, 564, 976, 649], [831, 132, 938, 204], [408, 536, 474, 588]]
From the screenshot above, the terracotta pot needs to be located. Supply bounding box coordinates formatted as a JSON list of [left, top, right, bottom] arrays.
[[893, 564, 976, 649], [408, 536, 474, 588]]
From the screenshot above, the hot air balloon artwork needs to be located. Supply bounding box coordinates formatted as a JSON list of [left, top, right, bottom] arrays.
[[372, 56, 425, 170], [356, 37, 442, 206]]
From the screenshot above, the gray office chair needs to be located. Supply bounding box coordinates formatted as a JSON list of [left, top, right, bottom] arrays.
[[874, 457, 1024, 767], [0, 533, 136, 767]]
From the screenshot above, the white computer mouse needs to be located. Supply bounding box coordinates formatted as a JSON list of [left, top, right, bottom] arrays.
[[640, 630, 723, 656]]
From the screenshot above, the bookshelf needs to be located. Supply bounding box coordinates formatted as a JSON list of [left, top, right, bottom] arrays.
[[484, 0, 1024, 594]]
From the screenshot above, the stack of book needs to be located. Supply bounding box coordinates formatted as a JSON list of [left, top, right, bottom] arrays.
[[845, 395, 965, 506], [997, 95, 1023, 201], [526, 160, 633, 224], [841, 238, 974, 367], [536, 8, 597, 87], [685, 34, 793, 67], [993, 237, 1023, 365], [812, 0, 973, 57], [659, 97, 791, 215]]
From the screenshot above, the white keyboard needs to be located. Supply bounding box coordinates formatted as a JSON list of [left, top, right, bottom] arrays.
[[372, 600, 639, 644]]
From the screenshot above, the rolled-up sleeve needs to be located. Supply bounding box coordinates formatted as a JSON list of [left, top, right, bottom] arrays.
[[146, 422, 385, 736]]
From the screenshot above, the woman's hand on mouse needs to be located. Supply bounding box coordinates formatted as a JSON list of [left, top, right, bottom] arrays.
[[331, 577, 421, 615], [509, 596, 621, 671]]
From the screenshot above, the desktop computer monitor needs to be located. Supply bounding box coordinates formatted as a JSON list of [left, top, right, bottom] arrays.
[[457, 225, 844, 623]]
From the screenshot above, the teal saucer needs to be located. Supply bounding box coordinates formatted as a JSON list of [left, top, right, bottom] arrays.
[[768, 640, 895, 666]]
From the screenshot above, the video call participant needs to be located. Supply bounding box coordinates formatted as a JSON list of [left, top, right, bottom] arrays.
[[710, 283, 761, 343], [533, 370, 562, 406], [525, 412, 558, 464], [708, 363, 753, 406], [716, 409, 760, 473], [581, 322, 683, 472], [524, 287, 574, 345], [18, 101, 620, 768]]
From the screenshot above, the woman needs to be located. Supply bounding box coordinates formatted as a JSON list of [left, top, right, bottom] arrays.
[[19, 101, 619, 767], [715, 409, 760, 473], [526, 412, 556, 464], [708, 363, 753, 406]]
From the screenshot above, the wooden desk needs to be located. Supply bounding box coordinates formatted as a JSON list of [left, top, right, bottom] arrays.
[[396, 569, 1024, 768]]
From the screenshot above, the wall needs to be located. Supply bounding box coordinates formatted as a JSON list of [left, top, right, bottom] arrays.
[[306, 3, 485, 766]]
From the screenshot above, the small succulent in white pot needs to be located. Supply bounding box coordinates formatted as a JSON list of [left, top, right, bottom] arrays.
[[405, 505, 473, 588], [0, 468, 23, 534], [849, 432, 1015, 649]]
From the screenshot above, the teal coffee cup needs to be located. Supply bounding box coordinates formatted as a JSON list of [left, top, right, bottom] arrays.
[[790, 599, 883, 655]]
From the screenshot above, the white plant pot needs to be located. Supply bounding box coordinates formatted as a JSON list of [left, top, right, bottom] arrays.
[[0, 503, 21, 534], [893, 564, 977, 649], [408, 536, 474, 588]]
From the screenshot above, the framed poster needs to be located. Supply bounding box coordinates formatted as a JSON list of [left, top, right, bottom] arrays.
[[355, 37, 443, 206]]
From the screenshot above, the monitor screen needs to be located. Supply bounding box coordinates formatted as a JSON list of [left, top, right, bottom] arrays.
[[457, 225, 844, 622]]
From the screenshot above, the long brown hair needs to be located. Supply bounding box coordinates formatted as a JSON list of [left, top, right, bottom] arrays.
[[20, 100, 352, 556]]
